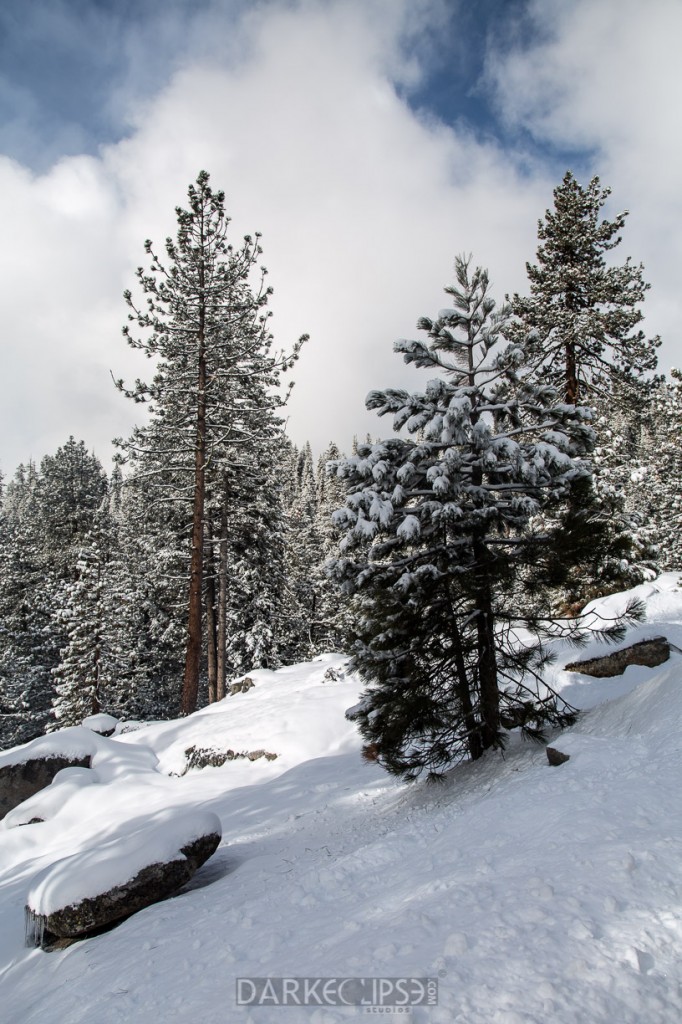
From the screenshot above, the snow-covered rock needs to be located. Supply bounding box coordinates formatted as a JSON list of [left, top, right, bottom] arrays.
[[2, 766, 99, 829], [26, 809, 222, 948], [82, 713, 119, 737], [0, 729, 100, 820]]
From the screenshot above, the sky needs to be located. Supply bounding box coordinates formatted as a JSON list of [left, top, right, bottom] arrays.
[[0, 0, 680, 474]]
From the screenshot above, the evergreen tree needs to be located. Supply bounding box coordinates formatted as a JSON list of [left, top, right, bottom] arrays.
[[508, 173, 662, 604], [510, 171, 660, 406], [0, 472, 52, 747], [316, 442, 354, 651], [117, 171, 305, 713], [36, 438, 108, 567], [51, 506, 116, 728], [281, 442, 325, 662], [106, 469, 183, 719], [0, 442, 108, 746], [330, 256, 622, 780], [624, 370, 682, 570]]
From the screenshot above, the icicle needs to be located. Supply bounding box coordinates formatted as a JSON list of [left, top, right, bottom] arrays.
[[24, 906, 48, 949]]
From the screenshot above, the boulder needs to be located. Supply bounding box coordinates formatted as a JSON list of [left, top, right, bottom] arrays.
[[546, 747, 571, 766], [564, 636, 670, 678], [26, 810, 222, 949], [322, 666, 345, 683], [228, 676, 255, 696], [0, 755, 91, 821]]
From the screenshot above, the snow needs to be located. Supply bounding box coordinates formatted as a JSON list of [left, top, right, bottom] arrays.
[[397, 514, 421, 542], [1, 584, 682, 1021]]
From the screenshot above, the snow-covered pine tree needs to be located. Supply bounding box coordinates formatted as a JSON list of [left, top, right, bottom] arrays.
[[104, 464, 183, 720], [36, 438, 108, 570], [280, 442, 326, 663], [211, 420, 291, 685], [51, 504, 117, 728], [117, 171, 306, 714], [0, 442, 108, 746], [316, 442, 354, 652], [0, 466, 52, 747], [509, 171, 660, 406], [626, 369, 682, 570], [330, 256, 617, 780]]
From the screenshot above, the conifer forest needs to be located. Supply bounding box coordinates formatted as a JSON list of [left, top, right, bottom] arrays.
[[1, 170, 680, 777]]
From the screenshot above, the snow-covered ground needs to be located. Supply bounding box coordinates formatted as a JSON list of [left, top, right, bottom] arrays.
[[1, 575, 682, 1023]]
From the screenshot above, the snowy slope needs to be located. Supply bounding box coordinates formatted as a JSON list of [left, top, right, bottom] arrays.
[[1, 581, 682, 1023]]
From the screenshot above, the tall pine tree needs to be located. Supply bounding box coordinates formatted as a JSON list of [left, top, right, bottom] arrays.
[[117, 171, 306, 713]]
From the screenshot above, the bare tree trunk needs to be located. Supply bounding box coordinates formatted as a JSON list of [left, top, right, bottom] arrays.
[[216, 488, 228, 701]]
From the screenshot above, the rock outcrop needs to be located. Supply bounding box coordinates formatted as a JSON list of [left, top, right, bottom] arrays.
[[182, 745, 277, 773], [0, 755, 91, 821], [564, 637, 670, 678], [228, 677, 255, 696]]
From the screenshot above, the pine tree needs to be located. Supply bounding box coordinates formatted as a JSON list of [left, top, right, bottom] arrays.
[[216, 428, 291, 681], [280, 442, 325, 662], [627, 370, 682, 570], [510, 171, 660, 406], [51, 506, 116, 728], [105, 469, 183, 720], [316, 441, 354, 652], [508, 173, 662, 604], [330, 256, 622, 780], [0, 443, 109, 747], [117, 171, 306, 713]]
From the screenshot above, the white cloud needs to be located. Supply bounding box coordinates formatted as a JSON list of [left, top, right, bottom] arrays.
[[1, 0, 678, 475], [0, 0, 550, 473], [485, 0, 682, 368]]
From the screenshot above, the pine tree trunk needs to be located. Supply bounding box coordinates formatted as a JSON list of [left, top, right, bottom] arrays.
[[308, 591, 317, 651], [205, 524, 218, 704], [92, 645, 101, 716], [181, 327, 206, 716], [565, 341, 578, 405], [216, 490, 228, 701], [451, 616, 482, 761], [473, 537, 500, 751], [476, 593, 499, 750]]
